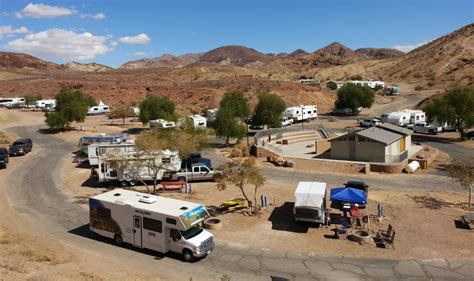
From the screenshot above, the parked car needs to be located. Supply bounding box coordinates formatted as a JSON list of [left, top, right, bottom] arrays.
[[360, 118, 382, 128], [0, 147, 9, 168], [9, 138, 33, 156], [409, 123, 442, 134], [467, 131, 474, 140]]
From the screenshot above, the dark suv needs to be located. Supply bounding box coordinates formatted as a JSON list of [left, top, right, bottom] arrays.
[[0, 147, 9, 168], [9, 138, 33, 156]]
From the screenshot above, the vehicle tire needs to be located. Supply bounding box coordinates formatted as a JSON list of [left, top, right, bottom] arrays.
[[120, 180, 128, 187], [129, 180, 136, 187], [429, 130, 435, 135], [182, 249, 194, 262], [114, 234, 123, 245]]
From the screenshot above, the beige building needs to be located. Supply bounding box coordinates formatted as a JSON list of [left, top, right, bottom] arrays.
[[329, 124, 412, 163]]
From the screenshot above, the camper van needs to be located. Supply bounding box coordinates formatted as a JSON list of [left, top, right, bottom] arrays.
[[87, 143, 135, 166], [88, 101, 110, 115], [89, 189, 214, 262], [0, 97, 25, 108], [149, 119, 176, 129], [96, 150, 181, 187], [186, 115, 207, 130], [293, 182, 327, 225], [206, 109, 218, 122], [283, 105, 317, 122], [35, 99, 56, 110]]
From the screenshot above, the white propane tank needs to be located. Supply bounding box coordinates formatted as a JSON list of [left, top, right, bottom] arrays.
[[406, 161, 420, 173]]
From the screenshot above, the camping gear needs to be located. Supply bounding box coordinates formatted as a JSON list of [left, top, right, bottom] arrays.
[[330, 187, 367, 204]]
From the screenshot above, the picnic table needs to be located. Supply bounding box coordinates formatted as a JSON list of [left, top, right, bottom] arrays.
[[461, 213, 474, 230]]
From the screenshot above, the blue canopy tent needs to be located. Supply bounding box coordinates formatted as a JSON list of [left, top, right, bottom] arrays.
[[330, 187, 367, 204]]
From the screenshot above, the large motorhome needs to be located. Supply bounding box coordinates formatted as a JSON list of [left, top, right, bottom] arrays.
[[87, 101, 110, 115], [186, 115, 207, 130], [283, 105, 317, 122], [89, 189, 214, 262], [149, 119, 176, 129], [87, 143, 135, 166], [78, 134, 129, 148], [0, 97, 25, 107], [293, 182, 327, 225], [96, 149, 181, 187]]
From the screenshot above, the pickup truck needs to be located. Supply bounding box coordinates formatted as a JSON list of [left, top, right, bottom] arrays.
[[408, 123, 442, 134], [171, 164, 218, 182]]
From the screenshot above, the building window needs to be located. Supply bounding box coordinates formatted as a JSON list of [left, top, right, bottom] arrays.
[[143, 217, 162, 233]]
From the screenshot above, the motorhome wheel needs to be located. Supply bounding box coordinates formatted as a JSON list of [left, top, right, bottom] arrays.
[[129, 180, 136, 186], [120, 181, 128, 187], [114, 234, 123, 245], [182, 249, 194, 262]]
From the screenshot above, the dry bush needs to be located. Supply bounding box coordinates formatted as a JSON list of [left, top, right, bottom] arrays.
[[0, 131, 11, 145], [229, 148, 243, 158]]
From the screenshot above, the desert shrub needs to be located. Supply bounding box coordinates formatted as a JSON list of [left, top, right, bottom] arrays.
[[350, 74, 363, 80], [413, 72, 422, 78], [229, 148, 243, 158], [0, 131, 11, 145], [427, 81, 435, 87], [414, 86, 424, 91], [326, 81, 338, 90]]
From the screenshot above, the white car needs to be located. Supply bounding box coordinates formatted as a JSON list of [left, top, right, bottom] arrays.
[[410, 123, 442, 134], [360, 118, 382, 128], [280, 117, 294, 127]]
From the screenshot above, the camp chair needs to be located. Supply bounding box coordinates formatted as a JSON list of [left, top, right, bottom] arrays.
[[377, 224, 393, 239]]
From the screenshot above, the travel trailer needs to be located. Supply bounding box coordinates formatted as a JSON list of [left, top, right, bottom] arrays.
[[149, 119, 176, 129], [96, 149, 181, 187], [293, 182, 327, 225], [186, 115, 207, 130], [351, 80, 385, 89], [87, 143, 135, 166], [381, 111, 412, 126], [78, 134, 129, 148], [405, 110, 426, 125], [283, 105, 317, 122], [132, 107, 140, 117], [35, 99, 56, 109], [0, 97, 25, 107], [87, 101, 110, 115], [206, 109, 218, 122], [298, 79, 319, 85], [89, 189, 214, 262]]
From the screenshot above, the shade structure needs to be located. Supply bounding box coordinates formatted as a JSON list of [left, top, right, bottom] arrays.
[[330, 187, 367, 204]]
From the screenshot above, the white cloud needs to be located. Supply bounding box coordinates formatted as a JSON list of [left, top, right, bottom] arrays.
[[393, 39, 432, 53], [0, 25, 29, 39], [3, 28, 112, 61], [80, 13, 106, 20], [15, 3, 76, 18], [132, 51, 147, 56], [110, 41, 118, 47], [118, 33, 151, 44]]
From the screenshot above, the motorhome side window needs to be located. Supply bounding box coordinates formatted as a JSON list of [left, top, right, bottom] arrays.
[[166, 218, 177, 225], [143, 217, 162, 233]]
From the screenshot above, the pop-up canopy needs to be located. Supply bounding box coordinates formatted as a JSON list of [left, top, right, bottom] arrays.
[[330, 187, 367, 204]]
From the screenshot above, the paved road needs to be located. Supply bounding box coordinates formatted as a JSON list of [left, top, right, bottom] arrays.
[[5, 125, 474, 280], [412, 134, 474, 162]]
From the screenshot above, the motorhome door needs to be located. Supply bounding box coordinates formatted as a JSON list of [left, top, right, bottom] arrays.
[[133, 216, 143, 248]]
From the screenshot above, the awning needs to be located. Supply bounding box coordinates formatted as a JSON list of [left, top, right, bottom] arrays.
[[330, 187, 367, 204]]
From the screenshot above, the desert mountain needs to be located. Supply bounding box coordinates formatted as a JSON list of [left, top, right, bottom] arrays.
[[65, 61, 112, 72], [287, 49, 309, 58], [120, 53, 203, 69], [308, 42, 369, 66], [0, 52, 63, 70], [199, 45, 268, 66], [355, 48, 405, 60], [386, 23, 474, 85]]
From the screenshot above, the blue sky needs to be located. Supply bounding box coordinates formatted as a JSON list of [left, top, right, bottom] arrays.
[[0, 0, 472, 67]]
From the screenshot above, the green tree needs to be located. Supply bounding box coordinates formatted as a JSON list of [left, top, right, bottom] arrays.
[[326, 81, 338, 90], [335, 84, 375, 115], [139, 96, 177, 125], [219, 91, 251, 119], [45, 88, 95, 129], [24, 94, 42, 108], [216, 156, 266, 214], [214, 107, 246, 146], [251, 92, 286, 127], [112, 105, 134, 125], [423, 87, 474, 140]]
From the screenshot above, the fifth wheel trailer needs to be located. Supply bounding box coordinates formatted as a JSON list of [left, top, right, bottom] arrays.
[[283, 105, 317, 122], [89, 189, 214, 261]]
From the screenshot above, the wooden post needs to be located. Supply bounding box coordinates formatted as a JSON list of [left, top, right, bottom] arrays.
[[469, 184, 472, 211]]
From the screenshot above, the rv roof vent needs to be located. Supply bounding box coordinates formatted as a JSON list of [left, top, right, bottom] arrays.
[[180, 206, 188, 210], [113, 193, 121, 196], [139, 195, 157, 204]]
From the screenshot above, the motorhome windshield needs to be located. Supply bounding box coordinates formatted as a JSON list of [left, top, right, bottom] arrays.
[[180, 226, 203, 240]]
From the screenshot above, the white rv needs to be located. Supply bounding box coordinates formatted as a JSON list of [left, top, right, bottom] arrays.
[[186, 115, 207, 130], [35, 99, 56, 109], [405, 110, 426, 124], [206, 109, 218, 122], [87, 143, 135, 166], [149, 119, 176, 129], [0, 97, 25, 107], [88, 101, 110, 115], [89, 189, 214, 262], [96, 150, 181, 187], [293, 182, 327, 224], [283, 105, 317, 122], [381, 111, 412, 126], [132, 107, 140, 117], [351, 80, 385, 89]]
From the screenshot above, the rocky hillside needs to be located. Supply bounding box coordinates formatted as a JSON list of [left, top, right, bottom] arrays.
[[287, 49, 309, 58], [355, 48, 405, 60], [120, 53, 203, 69], [306, 42, 369, 66], [199, 45, 268, 66], [386, 23, 474, 86], [0, 52, 62, 70], [64, 62, 112, 72]]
